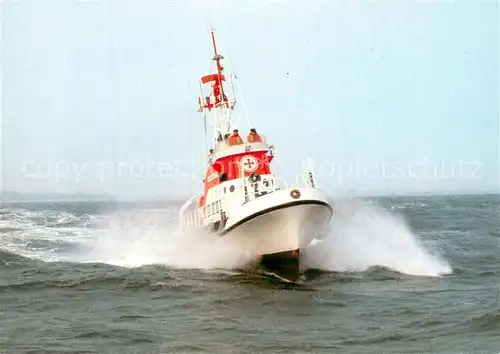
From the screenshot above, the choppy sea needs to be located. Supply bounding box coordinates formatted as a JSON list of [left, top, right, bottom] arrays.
[[1, 194, 498, 353]]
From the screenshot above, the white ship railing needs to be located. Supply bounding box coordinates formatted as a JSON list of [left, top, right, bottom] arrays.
[[180, 160, 319, 228], [179, 194, 200, 230]]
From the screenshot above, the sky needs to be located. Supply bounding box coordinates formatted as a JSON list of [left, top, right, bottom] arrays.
[[1, 0, 499, 199]]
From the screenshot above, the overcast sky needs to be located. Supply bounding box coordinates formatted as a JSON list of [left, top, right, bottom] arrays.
[[1, 0, 498, 199]]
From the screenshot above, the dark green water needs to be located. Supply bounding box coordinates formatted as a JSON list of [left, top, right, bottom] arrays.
[[1, 194, 498, 353]]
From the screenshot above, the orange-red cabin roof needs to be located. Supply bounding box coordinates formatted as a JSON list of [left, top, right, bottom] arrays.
[[198, 150, 274, 207]]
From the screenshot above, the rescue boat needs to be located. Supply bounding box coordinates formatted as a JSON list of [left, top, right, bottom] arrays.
[[178, 29, 333, 283]]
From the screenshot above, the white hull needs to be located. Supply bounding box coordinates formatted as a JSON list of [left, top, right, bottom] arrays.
[[179, 187, 332, 282], [219, 188, 332, 257]]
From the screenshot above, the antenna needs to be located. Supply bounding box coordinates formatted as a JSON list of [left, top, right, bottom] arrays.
[[196, 28, 237, 145]]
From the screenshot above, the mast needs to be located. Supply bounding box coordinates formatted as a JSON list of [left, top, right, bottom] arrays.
[[197, 29, 236, 147]]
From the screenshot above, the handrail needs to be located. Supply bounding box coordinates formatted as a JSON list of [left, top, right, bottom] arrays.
[[180, 194, 200, 213], [180, 161, 320, 229]]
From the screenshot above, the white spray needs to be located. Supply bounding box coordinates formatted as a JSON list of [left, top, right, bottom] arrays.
[[1, 198, 452, 277], [80, 208, 256, 271], [302, 198, 452, 276]]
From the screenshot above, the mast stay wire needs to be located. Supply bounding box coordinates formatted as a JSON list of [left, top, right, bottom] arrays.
[[225, 51, 251, 132]]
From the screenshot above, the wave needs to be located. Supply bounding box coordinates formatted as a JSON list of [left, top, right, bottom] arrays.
[[302, 198, 452, 277], [469, 310, 500, 330], [0, 199, 452, 278]]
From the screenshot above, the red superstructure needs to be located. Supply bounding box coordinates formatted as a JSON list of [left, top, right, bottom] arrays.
[[196, 29, 275, 210]]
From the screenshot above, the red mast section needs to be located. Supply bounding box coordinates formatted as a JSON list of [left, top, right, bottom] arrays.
[[197, 30, 235, 112]]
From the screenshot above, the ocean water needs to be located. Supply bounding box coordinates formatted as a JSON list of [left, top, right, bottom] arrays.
[[0, 194, 498, 353]]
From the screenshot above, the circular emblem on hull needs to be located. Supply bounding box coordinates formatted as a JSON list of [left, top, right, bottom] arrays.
[[241, 155, 258, 172], [290, 189, 301, 199]]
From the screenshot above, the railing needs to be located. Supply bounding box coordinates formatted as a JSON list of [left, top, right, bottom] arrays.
[[181, 207, 204, 230], [180, 162, 319, 228], [212, 135, 269, 153]]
